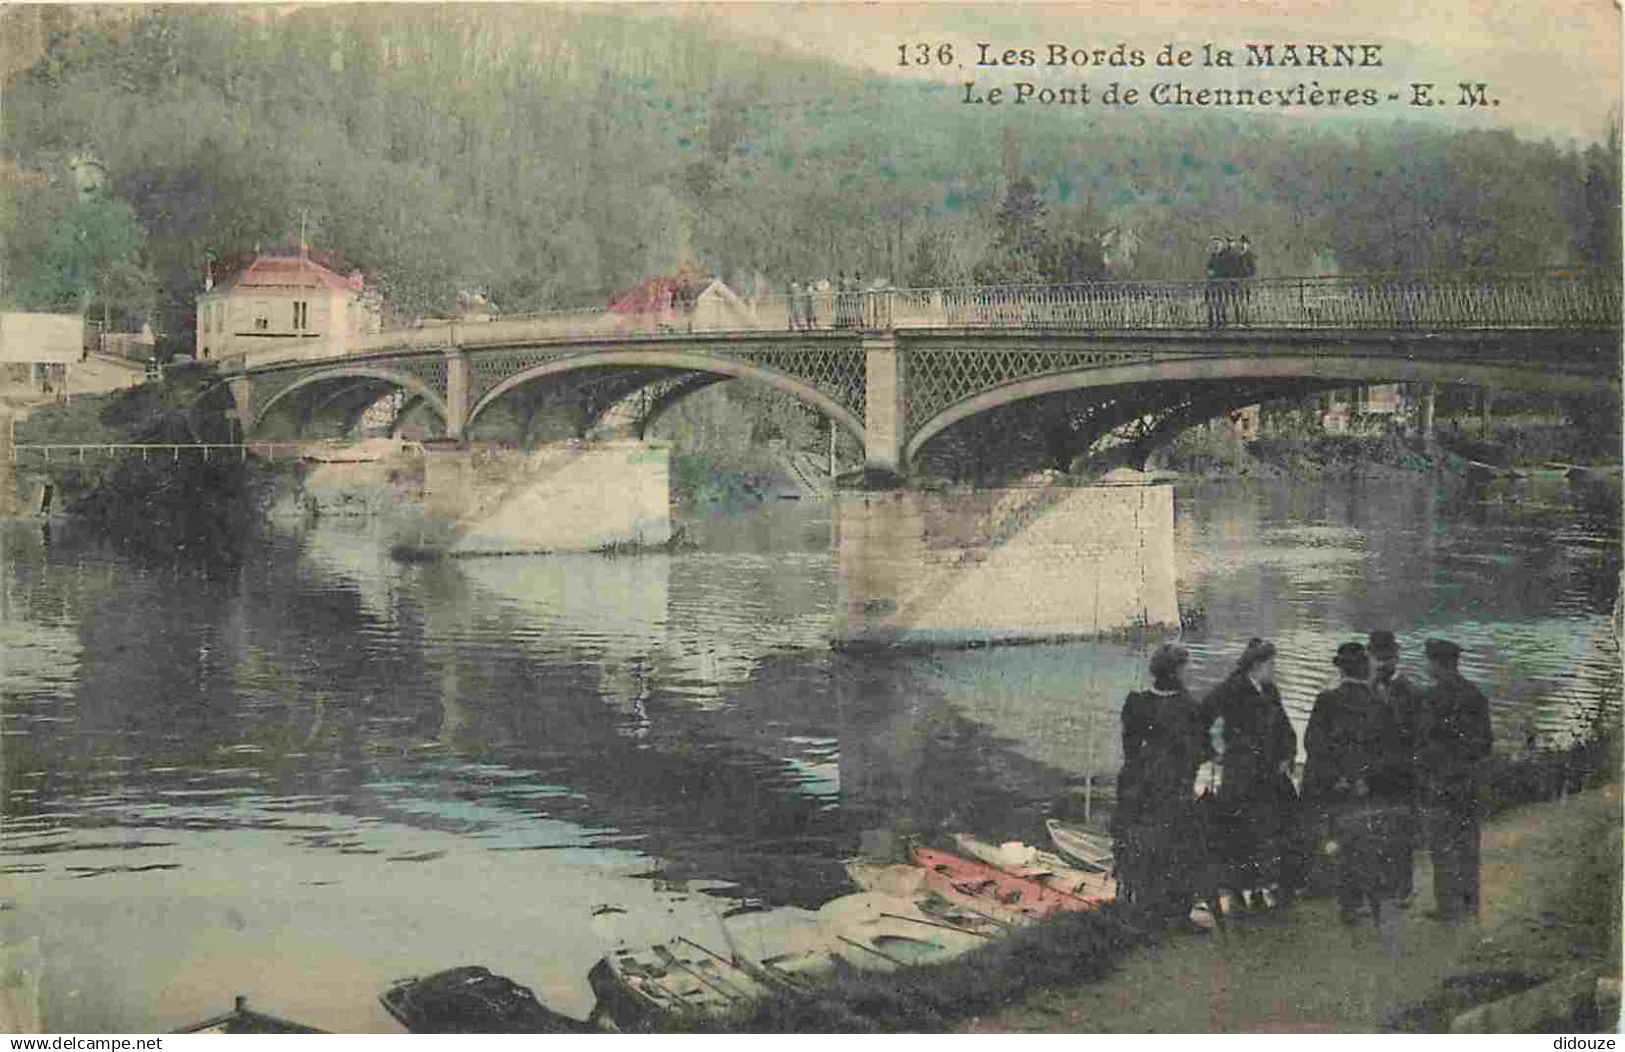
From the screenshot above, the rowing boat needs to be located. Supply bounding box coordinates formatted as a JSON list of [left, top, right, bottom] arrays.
[[912, 845, 1105, 925], [1044, 818, 1115, 870], [172, 995, 326, 1034], [816, 891, 993, 972], [379, 966, 593, 1033], [587, 940, 771, 1030], [952, 833, 1117, 901]]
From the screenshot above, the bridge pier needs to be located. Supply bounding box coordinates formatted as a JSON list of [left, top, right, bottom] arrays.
[[443, 348, 469, 441], [862, 334, 907, 476], [226, 376, 254, 435], [835, 481, 1180, 646]]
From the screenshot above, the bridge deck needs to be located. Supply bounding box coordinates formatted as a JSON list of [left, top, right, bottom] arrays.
[[217, 272, 1621, 374]]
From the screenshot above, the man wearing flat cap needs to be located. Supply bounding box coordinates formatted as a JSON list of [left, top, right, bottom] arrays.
[[1369, 630, 1423, 906], [1418, 638, 1493, 921]]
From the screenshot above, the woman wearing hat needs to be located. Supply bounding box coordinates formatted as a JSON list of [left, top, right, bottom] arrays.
[[1198, 638, 1298, 912], [1303, 642, 1409, 927], [1110, 643, 1213, 931]]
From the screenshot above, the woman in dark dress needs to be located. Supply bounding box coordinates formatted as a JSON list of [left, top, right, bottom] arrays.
[[1199, 638, 1298, 912], [1303, 641, 1409, 927], [1110, 643, 1212, 930]]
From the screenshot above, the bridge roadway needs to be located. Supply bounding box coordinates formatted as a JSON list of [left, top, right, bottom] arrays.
[[217, 272, 1621, 475]]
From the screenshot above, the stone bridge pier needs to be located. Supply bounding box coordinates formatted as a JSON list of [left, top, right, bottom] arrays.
[[833, 480, 1180, 647]]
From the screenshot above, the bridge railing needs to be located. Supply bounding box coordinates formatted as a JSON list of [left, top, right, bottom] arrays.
[[891, 270, 1621, 331], [218, 271, 1620, 372]]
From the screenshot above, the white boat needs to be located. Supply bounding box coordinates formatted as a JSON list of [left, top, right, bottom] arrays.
[[816, 892, 997, 972], [1044, 818, 1115, 870], [952, 832, 1117, 901]]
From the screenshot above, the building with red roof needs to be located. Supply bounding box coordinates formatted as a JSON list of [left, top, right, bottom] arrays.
[[195, 249, 381, 361]]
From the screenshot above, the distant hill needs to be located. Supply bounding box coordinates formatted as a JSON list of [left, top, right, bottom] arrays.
[[2, 5, 1617, 353]]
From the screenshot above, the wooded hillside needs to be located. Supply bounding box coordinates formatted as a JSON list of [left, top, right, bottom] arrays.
[[2, 5, 1618, 355]]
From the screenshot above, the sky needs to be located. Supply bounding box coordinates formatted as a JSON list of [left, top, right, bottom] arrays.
[[651, 0, 1623, 144]]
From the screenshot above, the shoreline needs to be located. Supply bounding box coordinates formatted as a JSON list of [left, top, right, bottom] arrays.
[[961, 782, 1622, 1034]]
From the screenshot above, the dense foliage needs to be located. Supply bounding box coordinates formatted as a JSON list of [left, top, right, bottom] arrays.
[[16, 365, 275, 558], [2, 5, 1618, 360]]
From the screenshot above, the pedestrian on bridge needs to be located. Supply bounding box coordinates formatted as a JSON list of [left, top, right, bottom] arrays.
[[1199, 637, 1297, 913], [1110, 643, 1214, 933], [1418, 638, 1493, 922], [1205, 236, 1232, 328], [1232, 235, 1257, 325]]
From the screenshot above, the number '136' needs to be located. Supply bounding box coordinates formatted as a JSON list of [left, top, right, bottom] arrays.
[[898, 43, 954, 66]]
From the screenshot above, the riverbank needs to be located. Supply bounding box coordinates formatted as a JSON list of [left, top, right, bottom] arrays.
[[958, 782, 1621, 1034], [1150, 423, 1622, 484]]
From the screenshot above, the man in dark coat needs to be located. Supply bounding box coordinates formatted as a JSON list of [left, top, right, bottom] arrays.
[[1111, 643, 1214, 931], [1232, 235, 1256, 324], [1419, 638, 1493, 921], [1303, 642, 1408, 926], [1199, 638, 1297, 911], [1204, 236, 1230, 328], [1369, 630, 1423, 906]]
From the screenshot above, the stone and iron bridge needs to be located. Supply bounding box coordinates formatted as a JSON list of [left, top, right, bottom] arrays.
[[218, 270, 1621, 478]]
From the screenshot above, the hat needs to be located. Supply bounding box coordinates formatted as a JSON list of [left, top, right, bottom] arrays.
[[1333, 641, 1369, 675], [1149, 643, 1189, 680], [1425, 638, 1462, 665], [1233, 637, 1276, 674], [1368, 630, 1398, 658]]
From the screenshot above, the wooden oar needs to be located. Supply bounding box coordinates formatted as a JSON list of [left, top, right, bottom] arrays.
[[652, 945, 751, 1004], [877, 911, 997, 938], [673, 937, 778, 1000], [923, 898, 1016, 931], [835, 934, 911, 968]]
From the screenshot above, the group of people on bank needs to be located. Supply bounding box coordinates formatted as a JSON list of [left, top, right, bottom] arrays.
[[1205, 234, 1256, 327], [1110, 632, 1493, 932], [786, 273, 870, 331]]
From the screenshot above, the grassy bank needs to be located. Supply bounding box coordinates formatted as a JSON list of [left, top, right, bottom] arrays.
[[656, 727, 1620, 1035], [956, 781, 1620, 1034]]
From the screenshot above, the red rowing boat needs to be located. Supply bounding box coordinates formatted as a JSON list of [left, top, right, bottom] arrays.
[[911, 846, 1107, 924]]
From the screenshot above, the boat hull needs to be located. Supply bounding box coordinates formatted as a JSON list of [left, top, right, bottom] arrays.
[[913, 846, 1105, 925], [380, 966, 591, 1034]]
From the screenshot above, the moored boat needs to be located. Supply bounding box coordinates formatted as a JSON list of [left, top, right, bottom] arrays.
[[587, 940, 770, 1030], [379, 966, 594, 1033], [952, 833, 1117, 901], [1044, 818, 1115, 870], [843, 859, 928, 898], [172, 995, 326, 1034], [912, 846, 1106, 926], [816, 891, 994, 972]]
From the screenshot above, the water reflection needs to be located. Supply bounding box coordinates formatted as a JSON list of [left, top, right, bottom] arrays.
[[0, 474, 1618, 1030]]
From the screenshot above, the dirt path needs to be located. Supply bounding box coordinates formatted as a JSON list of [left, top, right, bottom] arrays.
[[962, 784, 1621, 1033]]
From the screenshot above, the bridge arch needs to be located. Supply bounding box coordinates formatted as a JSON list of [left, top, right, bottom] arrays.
[[252, 366, 451, 433], [466, 350, 866, 445], [903, 353, 1610, 466]]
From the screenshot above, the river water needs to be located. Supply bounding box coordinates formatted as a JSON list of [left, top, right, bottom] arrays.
[[2, 475, 1618, 1031]]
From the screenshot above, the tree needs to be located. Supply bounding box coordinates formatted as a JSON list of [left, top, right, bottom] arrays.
[[1579, 122, 1622, 268], [9, 192, 153, 326]]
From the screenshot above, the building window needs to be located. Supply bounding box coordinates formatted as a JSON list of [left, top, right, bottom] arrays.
[[293, 301, 309, 330], [254, 315, 269, 331]]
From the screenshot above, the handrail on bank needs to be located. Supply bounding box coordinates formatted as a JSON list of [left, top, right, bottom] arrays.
[[8, 441, 427, 463]]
